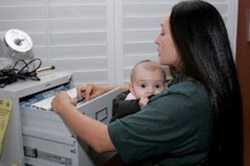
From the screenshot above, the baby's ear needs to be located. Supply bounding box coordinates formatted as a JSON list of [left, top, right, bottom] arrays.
[[129, 84, 136, 96]]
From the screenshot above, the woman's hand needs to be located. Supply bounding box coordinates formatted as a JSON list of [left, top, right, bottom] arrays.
[[51, 91, 75, 114], [77, 84, 115, 101]]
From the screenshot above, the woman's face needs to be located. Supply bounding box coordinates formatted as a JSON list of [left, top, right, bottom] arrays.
[[155, 17, 180, 67]]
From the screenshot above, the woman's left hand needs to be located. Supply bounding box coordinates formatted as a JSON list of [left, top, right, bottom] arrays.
[[51, 91, 76, 114]]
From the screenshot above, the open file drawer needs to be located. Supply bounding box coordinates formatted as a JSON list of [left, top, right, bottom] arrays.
[[20, 87, 121, 166], [0, 72, 73, 166], [0, 71, 121, 166]]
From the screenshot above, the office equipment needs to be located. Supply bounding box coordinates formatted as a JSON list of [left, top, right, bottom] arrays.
[[0, 29, 33, 70], [0, 29, 42, 88], [0, 72, 121, 166]]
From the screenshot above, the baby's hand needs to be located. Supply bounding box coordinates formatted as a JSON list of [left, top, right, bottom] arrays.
[[139, 97, 149, 108]]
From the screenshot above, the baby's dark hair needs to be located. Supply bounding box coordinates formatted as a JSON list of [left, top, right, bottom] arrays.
[[130, 59, 166, 83]]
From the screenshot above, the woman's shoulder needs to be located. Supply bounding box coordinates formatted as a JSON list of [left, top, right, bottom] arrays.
[[148, 79, 212, 121], [148, 79, 211, 111], [166, 79, 207, 97]]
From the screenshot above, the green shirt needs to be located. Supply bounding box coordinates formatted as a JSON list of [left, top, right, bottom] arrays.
[[108, 75, 214, 166]]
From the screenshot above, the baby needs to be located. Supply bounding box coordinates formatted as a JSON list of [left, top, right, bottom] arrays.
[[111, 59, 166, 121]]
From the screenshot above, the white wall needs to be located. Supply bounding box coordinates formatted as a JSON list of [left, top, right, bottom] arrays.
[[0, 0, 238, 85]]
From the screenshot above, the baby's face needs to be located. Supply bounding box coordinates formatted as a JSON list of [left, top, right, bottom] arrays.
[[130, 67, 165, 98]]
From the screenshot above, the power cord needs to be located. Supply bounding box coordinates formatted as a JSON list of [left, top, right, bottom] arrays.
[[0, 58, 42, 88]]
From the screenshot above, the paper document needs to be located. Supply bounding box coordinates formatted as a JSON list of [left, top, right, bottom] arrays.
[[32, 88, 78, 111], [0, 98, 12, 157]]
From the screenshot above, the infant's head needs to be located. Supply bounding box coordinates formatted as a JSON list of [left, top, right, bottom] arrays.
[[129, 60, 166, 99]]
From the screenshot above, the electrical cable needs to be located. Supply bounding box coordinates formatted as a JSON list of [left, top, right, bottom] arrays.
[[0, 58, 42, 88]]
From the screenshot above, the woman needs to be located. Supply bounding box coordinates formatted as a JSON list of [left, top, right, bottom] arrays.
[[52, 0, 242, 165]]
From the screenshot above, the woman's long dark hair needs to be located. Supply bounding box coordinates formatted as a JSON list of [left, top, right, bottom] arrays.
[[170, 0, 242, 165]]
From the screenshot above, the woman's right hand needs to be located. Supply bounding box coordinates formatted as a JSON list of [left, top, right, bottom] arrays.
[[77, 84, 115, 101]]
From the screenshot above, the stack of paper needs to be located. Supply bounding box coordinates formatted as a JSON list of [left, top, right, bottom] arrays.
[[32, 88, 77, 111]]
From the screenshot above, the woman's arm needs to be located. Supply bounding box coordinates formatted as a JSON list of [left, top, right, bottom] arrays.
[[77, 83, 129, 100], [52, 91, 115, 153]]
